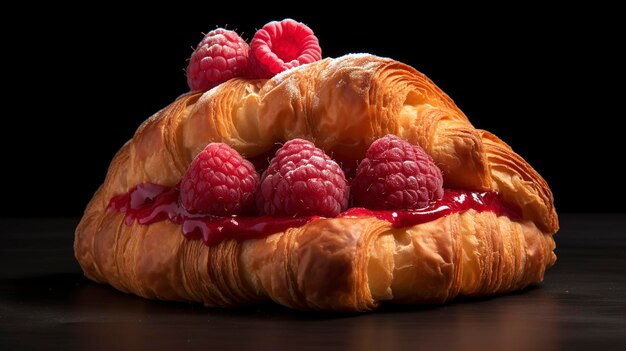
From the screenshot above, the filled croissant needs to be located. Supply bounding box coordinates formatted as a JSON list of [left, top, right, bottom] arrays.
[[75, 53, 558, 312]]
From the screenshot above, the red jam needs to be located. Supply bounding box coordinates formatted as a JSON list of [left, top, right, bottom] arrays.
[[108, 184, 519, 246]]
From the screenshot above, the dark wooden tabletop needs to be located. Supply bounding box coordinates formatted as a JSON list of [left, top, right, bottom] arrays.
[[1, 214, 625, 350]]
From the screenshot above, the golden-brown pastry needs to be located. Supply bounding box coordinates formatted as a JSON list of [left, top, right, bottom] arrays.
[[75, 54, 558, 312]]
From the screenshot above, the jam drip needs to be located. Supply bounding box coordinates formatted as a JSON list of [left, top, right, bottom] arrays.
[[108, 184, 519, 246]]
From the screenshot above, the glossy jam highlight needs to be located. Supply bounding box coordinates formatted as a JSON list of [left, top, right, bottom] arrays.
[[108, 184, 518, 246]]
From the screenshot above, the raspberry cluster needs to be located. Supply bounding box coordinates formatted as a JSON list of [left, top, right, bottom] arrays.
[[181, 20, 443, 218], [179, 135, 444, 217], [186, 19, 322, 91]]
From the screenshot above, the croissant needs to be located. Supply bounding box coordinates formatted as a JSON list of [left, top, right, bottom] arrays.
[[75, 54, 558, 312]]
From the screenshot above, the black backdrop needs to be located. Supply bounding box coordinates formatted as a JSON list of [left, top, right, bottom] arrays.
[[3, 5, 622, 216]]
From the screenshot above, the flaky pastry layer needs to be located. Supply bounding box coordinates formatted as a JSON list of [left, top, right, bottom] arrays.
[[75, 54, 558, 311]]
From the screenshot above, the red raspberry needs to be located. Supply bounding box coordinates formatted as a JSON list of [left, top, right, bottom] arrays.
[[180, 143, 259, 216], [351, 135, 444, 210], [249, 19, 322, 79], [256, 139, 349, 217], [186, 28, 250, 92]]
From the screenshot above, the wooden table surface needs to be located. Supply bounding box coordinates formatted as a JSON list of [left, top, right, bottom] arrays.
[[1, 214, 625, 350]]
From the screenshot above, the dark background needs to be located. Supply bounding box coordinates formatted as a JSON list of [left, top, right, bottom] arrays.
[[3, 5, 622, 216]]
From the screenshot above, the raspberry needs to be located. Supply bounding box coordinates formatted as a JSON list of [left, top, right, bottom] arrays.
[[351, 135, 444, 210], [249, 19, 322, 79], [186, 28, 250, 92], [180, 143, 259, 216], [256, 139, 349, 217]]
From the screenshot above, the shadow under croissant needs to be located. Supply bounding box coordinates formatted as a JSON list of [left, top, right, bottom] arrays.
[[0, 271, 542, 316], [2, 273, 562, 351]]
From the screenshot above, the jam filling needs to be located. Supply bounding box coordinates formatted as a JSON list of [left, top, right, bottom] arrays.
[[108, 183, 519, 246]]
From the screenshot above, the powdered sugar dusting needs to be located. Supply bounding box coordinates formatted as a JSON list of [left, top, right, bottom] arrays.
[[324, 53, 384, 75], [310, 53, 387, 112], [197, 83, 221, 103], [339, 53, 377, 60], [279, 76, 300, 100], [271, 54, 386, 85], [263, 59, 324, 100]]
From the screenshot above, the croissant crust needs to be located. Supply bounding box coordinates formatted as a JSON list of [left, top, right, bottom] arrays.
[[75, 54, 558, 311]]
